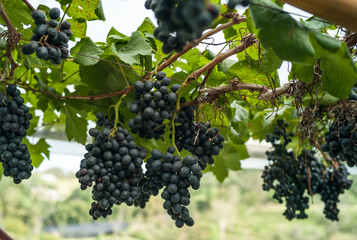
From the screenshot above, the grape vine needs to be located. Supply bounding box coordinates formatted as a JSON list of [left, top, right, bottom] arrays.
[[0, 0, 356, 236]]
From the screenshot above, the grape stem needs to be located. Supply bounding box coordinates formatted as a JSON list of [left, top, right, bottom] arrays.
[[109, 90, 130, 129], [179, 79, 293, 109], [171, 91, 182, 159], [304, 151, 314, 203], [115, 56, 129, 88], [310, 139, 333, 167], [22, 0, 36, 11], [178, 33, 257, 91], [200, 67, 213, 89], [59, 0, 74, 27], [142, 14, 247, 81]]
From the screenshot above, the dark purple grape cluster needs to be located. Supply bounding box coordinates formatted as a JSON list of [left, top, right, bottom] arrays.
[[133, 177, 152, 208], [144, 147, 203, 227], [263, 119, 353, 221], [263, 121, 311, 220], [78, 111, 205, 227], [75, 112, 147, 220], [263, 120, 324, 220], [144, 0, 219, 53], [321, 120, 357, 167], [0, 85, 33, 184], [21, 8, 72, 65], [128, 72, 180, 140], [174, 121, 225, 170], [319, 163, 352, 221]]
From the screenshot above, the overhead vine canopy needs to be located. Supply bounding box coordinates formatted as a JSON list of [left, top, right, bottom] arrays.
[[0, 0, 356, 230]]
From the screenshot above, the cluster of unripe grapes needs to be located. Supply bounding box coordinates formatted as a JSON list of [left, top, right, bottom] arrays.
[[144, 0, 219, 53], [0, 85, 33, 184], [263, 119, 352, 221], [21, 7, 72, 65]]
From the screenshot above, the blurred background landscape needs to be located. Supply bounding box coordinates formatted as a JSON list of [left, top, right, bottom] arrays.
[[1, 167, 357, 240], [1, 1, 356, 240]]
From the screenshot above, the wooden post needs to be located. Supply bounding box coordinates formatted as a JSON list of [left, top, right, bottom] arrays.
[[0, 229, 13, 240], [279, 0, 357, 33]]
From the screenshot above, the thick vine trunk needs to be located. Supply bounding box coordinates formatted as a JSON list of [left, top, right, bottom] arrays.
[[279, 0, 357, 33]]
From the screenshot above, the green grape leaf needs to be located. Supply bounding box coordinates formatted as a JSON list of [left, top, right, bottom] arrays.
[[80, 54, 141, 92], [20, 55, 49, 70], [95, 0, 106, 21], [302, 92, 339, 106], [67, 19, 87, 39], [64, 105, 88, 144], [23, 138, 51, 168], [211, 157, 229, 183], [291, 63, 314, 84], [228, 57, 278, 86], [302, 17, 333, 32], [206, 66, 228, 87], [106, 27, 129, 44], [250, 0, 357, 99], [0, 164, 2, 181], [72, 37, 104, 66], [181, 48, 210, 73], [250, 0, 316, 65], [218, 59, 236, 74], [61, 0, 105, 21], [245, 9, 258, 35], [261, 48, 283, 72], [228, 103, 249, 138], [250, 104, 298, 141], [37, 4, 51, 13], [221, 142, 249, 171], [43, 106, 60, 124], [1, 0, 33, 28], [113, 31, 152, 65], [137, 17, 155, 34], [315, 40, 357, 98], [223, 26, 238, 41]]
